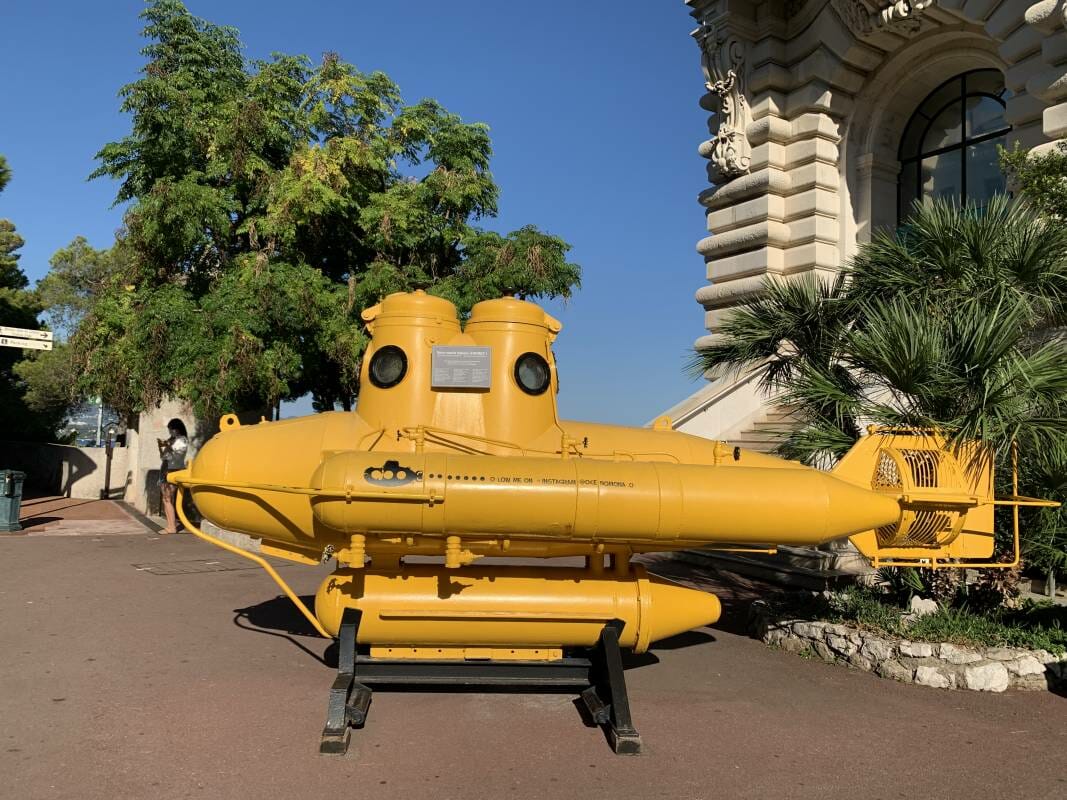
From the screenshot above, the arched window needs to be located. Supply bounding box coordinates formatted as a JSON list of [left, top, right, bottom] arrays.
[[898, 69, 1012, 222]]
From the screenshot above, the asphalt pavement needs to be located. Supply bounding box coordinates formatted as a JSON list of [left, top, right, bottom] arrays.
[[1, 522, 1064, 800]]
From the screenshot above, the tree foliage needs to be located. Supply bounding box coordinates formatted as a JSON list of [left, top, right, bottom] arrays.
[[0, 154, 65, 441], [1001, 141, 1067, 220], [77, 0, 580, 419], [37, 237, 125, 337]]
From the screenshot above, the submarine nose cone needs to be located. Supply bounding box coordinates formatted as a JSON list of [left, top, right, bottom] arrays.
[[643, 577, 722, 649], [820, 474, 902, 540]]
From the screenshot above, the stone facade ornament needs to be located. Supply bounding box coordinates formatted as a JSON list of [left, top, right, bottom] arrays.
[[693, 15, 751, 181], [832, 0, 937, 39]]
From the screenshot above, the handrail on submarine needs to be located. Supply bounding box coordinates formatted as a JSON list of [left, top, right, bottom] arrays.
[[173, 486, 333, 640], [172, 474, 443, 505]]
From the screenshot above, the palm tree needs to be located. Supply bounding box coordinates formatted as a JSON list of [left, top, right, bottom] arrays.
[[692, 196, 1067, 587], [694, 196, 1067, 466]]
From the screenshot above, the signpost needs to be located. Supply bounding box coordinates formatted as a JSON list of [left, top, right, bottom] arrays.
[[0, 326, 53, 351]]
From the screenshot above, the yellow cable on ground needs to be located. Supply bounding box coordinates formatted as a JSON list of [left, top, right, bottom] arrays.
[[174, 487, 332, 639]]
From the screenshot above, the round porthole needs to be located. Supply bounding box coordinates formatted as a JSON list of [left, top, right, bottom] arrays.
[[368, 345, 407, 389], [514, 352, 551, 395]]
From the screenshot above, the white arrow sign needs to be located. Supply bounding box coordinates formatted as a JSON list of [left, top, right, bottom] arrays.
[[0, 326, 53, 341], [0, 336, 53, 351]]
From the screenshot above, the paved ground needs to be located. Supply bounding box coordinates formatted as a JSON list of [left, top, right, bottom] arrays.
[[2, 517, 1065, 800]]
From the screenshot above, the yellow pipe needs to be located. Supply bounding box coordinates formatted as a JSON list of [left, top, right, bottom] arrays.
[[175, 487, 333, 639]]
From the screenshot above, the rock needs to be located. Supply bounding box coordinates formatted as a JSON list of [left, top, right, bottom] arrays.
[[1032, 650, 1059, 665], [899, 641, 933, 658], [848, 653, 873, 672], [938, 643, 982, 665], [813, 641, 835, 662], [1005, 655, 1046, 677], [780, 636, 808, 654], [860, 636, 894, 662], [877, 659, 914, 683], [791, 621, 822, 638], [983, 647, 1024, 662], [915, 666, 951, 689], [763, 627, 786, 646], [1013, 673, 1050, 691], [826, 635, 857, 657], [963, 661, 1010, 692], [909, 596, 938, 617]]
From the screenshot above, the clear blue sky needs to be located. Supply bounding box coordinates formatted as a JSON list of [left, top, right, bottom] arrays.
[[1, 0, 712, 426]]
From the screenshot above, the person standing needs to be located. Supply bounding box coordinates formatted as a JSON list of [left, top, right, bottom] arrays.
[[158, 418, 189, 534]]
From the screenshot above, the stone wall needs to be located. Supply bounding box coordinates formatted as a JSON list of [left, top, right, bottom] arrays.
[[1, 441, 129, 499], [750, 602, 1067, 692], [684, 0, 1067, 348]]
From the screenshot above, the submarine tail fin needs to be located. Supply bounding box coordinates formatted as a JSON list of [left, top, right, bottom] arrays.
[[831, 430, 1056, 569]]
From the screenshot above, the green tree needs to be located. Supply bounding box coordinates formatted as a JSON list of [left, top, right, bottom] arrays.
[[79, 0, 580, 420], [36, 237, 126, 337], [0, 155, 61, 442]]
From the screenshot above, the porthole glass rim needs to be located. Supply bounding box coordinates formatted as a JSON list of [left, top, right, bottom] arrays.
[[513, 351, 551, 396], [368, 344, 408, 389]]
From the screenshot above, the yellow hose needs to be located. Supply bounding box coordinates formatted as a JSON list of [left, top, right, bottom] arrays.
[[175, 487, 332, 639]]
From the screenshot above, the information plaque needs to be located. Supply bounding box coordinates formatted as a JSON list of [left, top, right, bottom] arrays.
[[431, 346, 492, 389]]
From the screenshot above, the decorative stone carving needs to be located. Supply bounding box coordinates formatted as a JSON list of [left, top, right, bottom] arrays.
[[832, 0, 937, 39], [693, 15, 751, 181]]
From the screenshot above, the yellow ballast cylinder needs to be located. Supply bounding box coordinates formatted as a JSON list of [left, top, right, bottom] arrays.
[[314, 564, 722, 653], [309, 450, 902, 547]]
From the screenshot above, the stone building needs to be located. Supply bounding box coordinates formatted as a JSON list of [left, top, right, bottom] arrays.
[[664, 0, 1067, 444]]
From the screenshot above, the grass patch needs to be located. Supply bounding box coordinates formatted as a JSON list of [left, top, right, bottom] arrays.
[[773, 589, 1067, 655]]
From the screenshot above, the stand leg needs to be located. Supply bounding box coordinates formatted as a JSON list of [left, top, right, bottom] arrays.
[[589, 619, 643, 754], [319, 608, 371, 755]]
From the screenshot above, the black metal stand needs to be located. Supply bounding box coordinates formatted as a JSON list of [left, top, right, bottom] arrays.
[[319, 609, 643, 756], [581, 619, 643, 754], [319, 609, 371, 755]]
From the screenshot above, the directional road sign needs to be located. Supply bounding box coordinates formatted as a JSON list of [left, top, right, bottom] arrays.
[[0, 326, 54, 351]]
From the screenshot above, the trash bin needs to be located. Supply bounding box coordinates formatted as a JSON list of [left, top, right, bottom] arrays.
[[0, 470, 26, 533]]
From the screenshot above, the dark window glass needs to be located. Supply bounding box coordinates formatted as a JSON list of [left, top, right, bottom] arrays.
[[514, 353, 551, 396], [922, 102, 963, 152], [966, 135, 1008, 208], [897, 69, 1011, 224], [368, 345, 407, 389]]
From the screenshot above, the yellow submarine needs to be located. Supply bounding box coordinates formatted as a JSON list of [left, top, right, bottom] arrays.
[[168, 290, 1035, 754]]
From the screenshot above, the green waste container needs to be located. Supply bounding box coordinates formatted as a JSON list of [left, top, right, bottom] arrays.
[[0, 470, 26, 533]]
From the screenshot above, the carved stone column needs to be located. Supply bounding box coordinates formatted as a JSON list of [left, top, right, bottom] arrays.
[[694, 13, 752, 182]]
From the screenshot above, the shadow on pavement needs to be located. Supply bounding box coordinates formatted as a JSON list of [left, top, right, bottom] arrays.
[[18, 516, 61, 530], [233, 594, 328, 666], [235, 594, 718, 672]]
